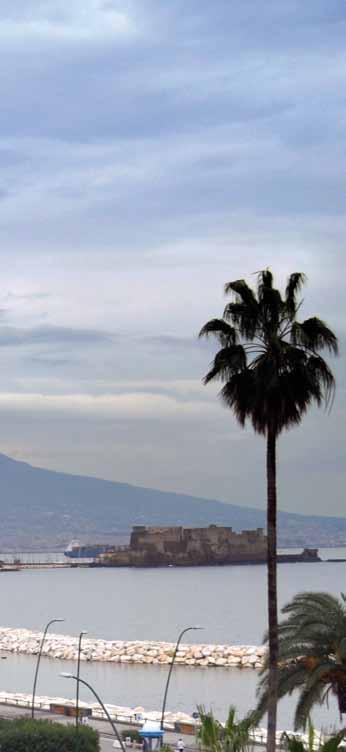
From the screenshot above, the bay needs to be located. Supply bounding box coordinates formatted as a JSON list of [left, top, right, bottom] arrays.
[[0, 549, 345, 732]]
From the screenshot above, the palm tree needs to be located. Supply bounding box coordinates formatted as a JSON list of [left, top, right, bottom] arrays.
[[257, 592, 346, 731], [196, 705, 255, 752], [283, 731, 345, 752], [199, 270, 338, 752]]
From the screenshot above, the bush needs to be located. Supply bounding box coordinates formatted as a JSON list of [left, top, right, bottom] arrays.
[[0, 717, 100, 751], [121, 727, 142, 742]]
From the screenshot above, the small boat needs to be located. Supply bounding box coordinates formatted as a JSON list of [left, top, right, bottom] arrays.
[[64, 540, 115, 559]]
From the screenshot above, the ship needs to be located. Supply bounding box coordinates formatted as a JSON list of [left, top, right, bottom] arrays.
[[64, 540, 115, 559]]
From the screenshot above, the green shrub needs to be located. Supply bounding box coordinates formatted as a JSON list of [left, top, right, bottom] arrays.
[[0, 717, 99, 751], [121, 727, 142, 742]]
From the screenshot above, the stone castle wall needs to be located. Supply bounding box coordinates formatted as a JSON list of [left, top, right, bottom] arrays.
[[102, 525, 267, 566]]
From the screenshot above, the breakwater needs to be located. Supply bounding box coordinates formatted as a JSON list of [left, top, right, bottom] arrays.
[[0, 627, 265, 668]]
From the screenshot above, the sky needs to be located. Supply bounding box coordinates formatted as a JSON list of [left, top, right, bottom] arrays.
[[0, 0, 345, 516]]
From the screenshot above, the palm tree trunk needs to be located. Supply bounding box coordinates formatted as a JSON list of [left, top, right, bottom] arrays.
[[266, 425, 278, 752]]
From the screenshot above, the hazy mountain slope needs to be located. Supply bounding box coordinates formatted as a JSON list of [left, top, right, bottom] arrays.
[[0, 453, 344, 550]]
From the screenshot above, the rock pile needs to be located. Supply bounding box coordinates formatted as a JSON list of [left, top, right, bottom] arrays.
[[0, 627, 265, 668]]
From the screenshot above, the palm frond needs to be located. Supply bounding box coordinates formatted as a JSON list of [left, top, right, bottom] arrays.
[[338, 637, 346, 661], [285, 273, 307, 318], [282, 592, 346, 620], [257, 592, 346, 731], [196, 706, 223, 752], [224, 279, 259, 309], [257, 662, 308, 709], [257, 269, 273, 292], [203, 345, 247, 385], [223, 280, 261, 340], [220, 371, 255, 426], [306, 355, 336, 409], [291, 318, 339, 355], [321, 733, 346, 752], [199, 319, 238, 346], [294, 681, 325, 731], [224, 279, 259, 324], [223, 302, 260, 340], [256, 270, 284, 333], [281, 733, 306, 752], [259, 288, 284, 333], [277, 644, 334, 664], [196, 705, 254, 752]]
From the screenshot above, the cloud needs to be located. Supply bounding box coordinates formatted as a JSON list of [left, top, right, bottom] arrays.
[[5, 291, 52, 301], [0, 386, 219, 422], [0, 382, 343, 517], [0, 0, 344, 517], [0, 1, 137, 46], [0, 325, 112, 348]]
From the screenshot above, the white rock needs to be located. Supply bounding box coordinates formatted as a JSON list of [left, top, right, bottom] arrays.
[[247, 655, 258, 665]]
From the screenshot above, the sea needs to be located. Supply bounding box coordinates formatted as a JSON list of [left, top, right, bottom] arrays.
[[0, 548, 345, 733]]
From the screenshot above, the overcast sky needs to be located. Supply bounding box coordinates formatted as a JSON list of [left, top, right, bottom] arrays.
[[0, 0, 345, 516]]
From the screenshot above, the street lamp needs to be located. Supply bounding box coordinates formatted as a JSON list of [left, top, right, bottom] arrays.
[[61, 672, 126, 752], [160, 626, 203, 730], [76, 630, 88, 728], [31, 618, 65, 718]]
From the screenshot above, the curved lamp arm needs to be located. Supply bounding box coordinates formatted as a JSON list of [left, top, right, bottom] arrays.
[[160, 626, 203, 730], [31, 618, 65, 718], [76, 630, 88, 729], [61, 672, 126, 752]]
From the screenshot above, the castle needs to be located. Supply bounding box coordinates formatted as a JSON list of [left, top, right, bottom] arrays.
[[98, 524, 268, 567]]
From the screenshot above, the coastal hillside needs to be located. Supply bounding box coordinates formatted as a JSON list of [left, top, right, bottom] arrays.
[[0, 453, 344, 550]]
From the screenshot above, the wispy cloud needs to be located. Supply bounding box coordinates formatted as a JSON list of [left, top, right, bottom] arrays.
[[0, 0, 137, 45], [0, 0, 344, 514], [0, 325, 113, 348]]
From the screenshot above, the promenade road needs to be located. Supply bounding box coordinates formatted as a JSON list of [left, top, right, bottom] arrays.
[[0, 702, 198, 752]]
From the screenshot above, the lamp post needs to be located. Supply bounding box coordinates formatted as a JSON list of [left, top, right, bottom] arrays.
[[31, 618, 65, 718], [76, 630, 88, 728], [61, 672, 126, 752], [160, 626, 203, 731]]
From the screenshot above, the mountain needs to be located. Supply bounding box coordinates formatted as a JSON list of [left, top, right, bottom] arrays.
[[0, 453, 344, 550]]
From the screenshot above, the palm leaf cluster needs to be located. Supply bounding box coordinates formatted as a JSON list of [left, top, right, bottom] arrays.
[[282, 718, 345, 752], [196, 705, 255, 752], [199, 271, 337, 435], [257, 592, 346, 730]]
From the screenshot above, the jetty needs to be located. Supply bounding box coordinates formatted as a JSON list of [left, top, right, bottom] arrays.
[[0, 626, 265, 668], [0, 561, 87, 571]]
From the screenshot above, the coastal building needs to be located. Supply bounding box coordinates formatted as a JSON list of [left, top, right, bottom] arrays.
[[98, 524, 268, 567]]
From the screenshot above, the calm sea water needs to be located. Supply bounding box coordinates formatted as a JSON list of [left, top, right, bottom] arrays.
[[0, 549, 345, 731]]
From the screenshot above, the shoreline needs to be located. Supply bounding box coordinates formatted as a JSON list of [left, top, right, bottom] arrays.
[[0, 690, 328, 747], [0, 627, 265, 669]]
